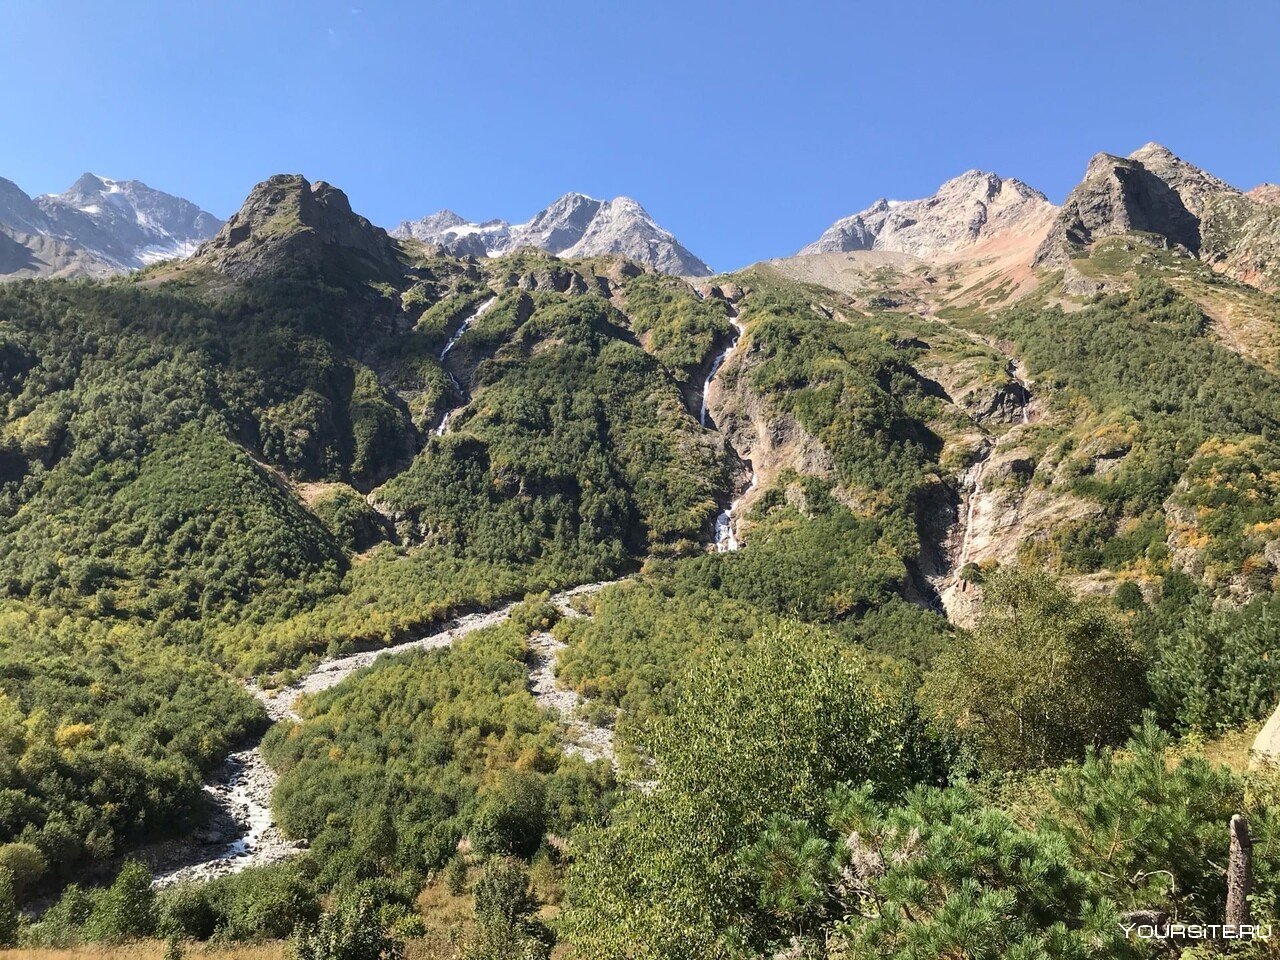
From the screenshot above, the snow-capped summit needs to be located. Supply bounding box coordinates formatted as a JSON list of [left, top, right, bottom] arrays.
[[34, 173, 223, 269], [0, 172, 223, 278], [393, 192, 711, 276]]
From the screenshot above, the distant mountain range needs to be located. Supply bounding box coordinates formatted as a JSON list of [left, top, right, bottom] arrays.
[[0, 173, 223, 278], [4, 144, 1278, 291], [392, 192, 713, 277], [801, 143, 1280, 294]]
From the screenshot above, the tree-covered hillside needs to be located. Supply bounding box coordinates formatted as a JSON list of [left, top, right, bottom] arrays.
[[6, 173, 1280, 960]]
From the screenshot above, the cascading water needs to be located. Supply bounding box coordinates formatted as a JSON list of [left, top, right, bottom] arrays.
[[439, 296, 497, 360], [701, 318, 743, 427], [700, 312, 754, 552], [714, 471, 756, 552], [433, 296, 497, 436]]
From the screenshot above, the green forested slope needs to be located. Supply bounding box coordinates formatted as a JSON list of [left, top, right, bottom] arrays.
[[7, 173, 1280, 960]]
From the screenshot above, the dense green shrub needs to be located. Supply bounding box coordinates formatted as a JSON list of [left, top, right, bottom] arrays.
[[921, 567, 1145, 767], [292, 896, 403, 960], [263, 604, 615, 888], [0, 867, 17, 947], [85, 860, 155, 943], [461, 858, 551, 960], [562, 625, 948, 959], [1149, 595, 1280, 733]]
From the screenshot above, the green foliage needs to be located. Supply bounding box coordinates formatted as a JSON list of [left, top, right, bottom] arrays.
[[561, 625, 948, 959], [443, 854, 468, 896], [378, 292, 727, 568], [992, 278, 1280, 582], [621, 273, 730, 376], [1149, 595, 1280, 733], [22, 882, 91, 947], [157, 882, 217, 941], [156, 862, 319, 943], [85, 860, 155, 943], [0, 603, 264, 885], [1044, 716, 1248, 921], [825, 785, 1137, 960], [263, 602, 614, 888], [292, 896, 404, 960], [461, 858, 551, 960], [921, 567, 1145, 768], [0, 841, 45, 898], [0, 866, 17, 947], [308, 484, 389, 552], [206, 861, 320, 941], [470, 771, 548, 859], [738, 274, 947, 557], [552, 479, 949, 748]]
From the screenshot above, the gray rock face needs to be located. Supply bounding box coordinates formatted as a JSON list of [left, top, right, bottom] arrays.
[[803, 171, 1055, 259], [1033, 143, 1280, 291], [0, 173, 221, 279], [1033, 146, 1220, 267], [0, 177, 53, 236], [393, 192, 711, 276], [0, 225, 115, 279], [193, 174, 404, 281]]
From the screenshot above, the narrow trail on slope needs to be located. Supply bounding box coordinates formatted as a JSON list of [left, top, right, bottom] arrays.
[[153, 581, 618, 887]]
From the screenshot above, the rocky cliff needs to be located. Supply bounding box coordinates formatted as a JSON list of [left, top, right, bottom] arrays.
[[1035, 143, 1280, 291]]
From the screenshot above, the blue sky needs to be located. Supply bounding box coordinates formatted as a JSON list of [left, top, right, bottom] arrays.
[[3, 0, 1278, 271]]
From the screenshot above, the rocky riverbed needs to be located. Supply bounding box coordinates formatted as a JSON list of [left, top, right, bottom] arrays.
[[152, 581, 620, 886]]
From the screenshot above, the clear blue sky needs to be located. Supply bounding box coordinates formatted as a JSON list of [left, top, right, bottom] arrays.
[[3, 0, 1278, 271]]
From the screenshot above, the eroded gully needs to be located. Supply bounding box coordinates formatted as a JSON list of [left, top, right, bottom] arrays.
[[700, 308, 755, 553]]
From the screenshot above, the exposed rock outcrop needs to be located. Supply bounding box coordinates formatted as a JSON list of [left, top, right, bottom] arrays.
[[193, 174, 404, 281], [1034, 146, 1209, 267], [1036, 143, 1280, 291]]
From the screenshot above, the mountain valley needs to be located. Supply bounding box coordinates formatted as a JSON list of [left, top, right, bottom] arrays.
[[3, 143, 1280, 958]]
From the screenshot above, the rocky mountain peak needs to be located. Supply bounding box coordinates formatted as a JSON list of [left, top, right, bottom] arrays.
[[391, 192, 710, 276], [1035, 144, 1238, 268], [803, 169, 1056, 259], [193, 174, 401, 281], [0, 176, 52, 237], [523, 193, 605, 251], [1250, 184, 1280, 207], [0, 172, 221, 279]]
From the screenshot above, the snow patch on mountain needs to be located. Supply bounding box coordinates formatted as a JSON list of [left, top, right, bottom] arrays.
[[393, 192, 711, 276], [0, 172, 222, 278]]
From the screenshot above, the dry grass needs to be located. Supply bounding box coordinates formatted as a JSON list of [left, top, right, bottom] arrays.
[[1186, 719, 1265, 773], [0, 944, 287, 960], [0, 941, 465, 960]]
